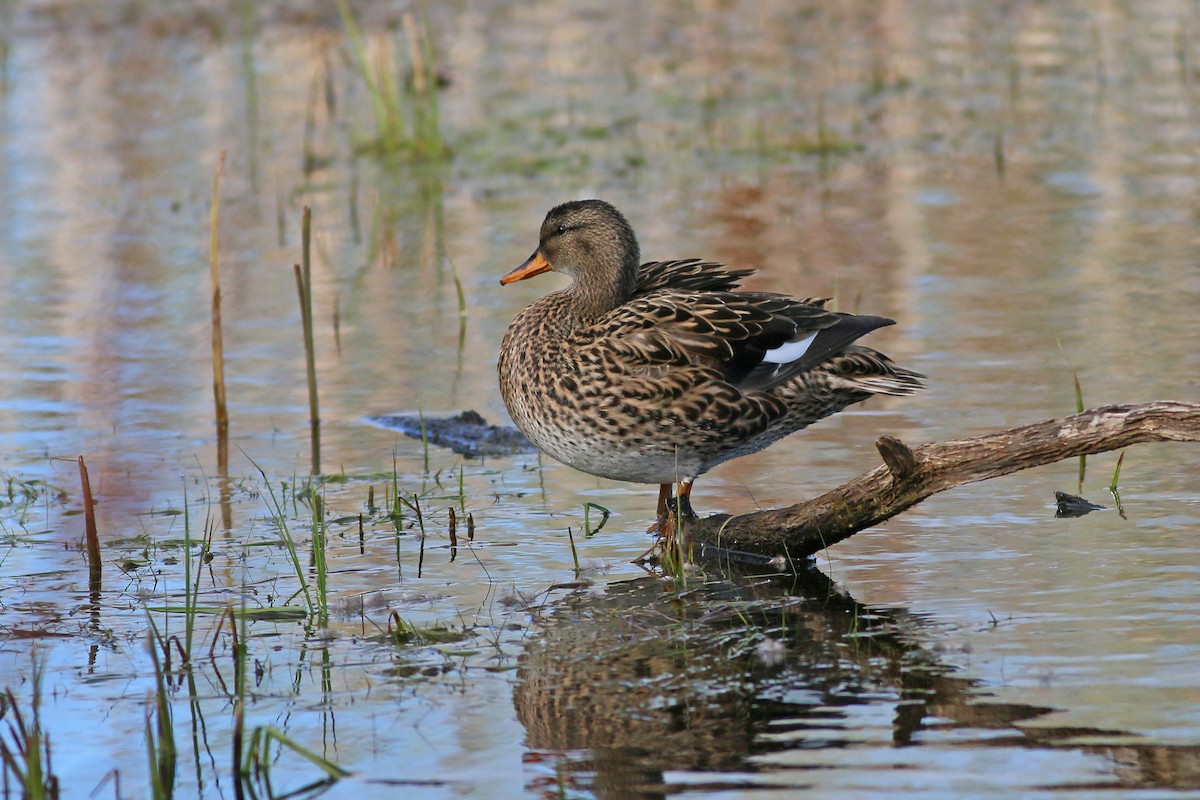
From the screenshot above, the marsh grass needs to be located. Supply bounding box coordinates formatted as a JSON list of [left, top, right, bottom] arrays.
[[295, 205, 321, 476], [336, 2, 447, 161], [457, 463, 466, 514], [658, 534, 689, 581], [0, 476, 66, 533], [249, 458, 316, 618], [6, 448, 543, 798], [383, 611, 466, 647], [150, 604, 309, 622], [13, 443, 573, 798], [566, 526, 580, 574], [239, 725, 348, 797], [418, 405, 430, 473], [1073, 371, 1085, 490], [655, 493, 695, 582], [178, 480, 210, 662], [310, 492, 331, 629], [582, 502, 610, 537], [397, 492, 427, 539], [209, 151, 229, 475], [1109, 451, 1127, 517], [0, 654, 58, 800], [144, 616, 177, 800]]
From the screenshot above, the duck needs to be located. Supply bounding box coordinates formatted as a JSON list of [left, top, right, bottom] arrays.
[[498, 199, 923, 537]]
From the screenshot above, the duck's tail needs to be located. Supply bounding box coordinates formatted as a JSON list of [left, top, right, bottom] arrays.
[[817, 346, 925, 399]]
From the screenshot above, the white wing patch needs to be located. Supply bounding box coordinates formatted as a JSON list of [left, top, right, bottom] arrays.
[[763, 333, 817, 365]]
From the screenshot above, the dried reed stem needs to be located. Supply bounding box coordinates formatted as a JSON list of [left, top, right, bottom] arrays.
[[78, 456, 101, 586]]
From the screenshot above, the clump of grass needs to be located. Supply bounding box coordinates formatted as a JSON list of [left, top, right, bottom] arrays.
[[0, 654, 59, 800], [178, 480, 208, 663], [0, 476, 66, 531], [248, 457, 315, 618], [657, 518, 691, 582], [336, 1, 448, 161]]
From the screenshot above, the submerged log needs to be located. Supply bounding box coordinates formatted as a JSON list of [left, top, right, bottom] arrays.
[[688, 401, 1200, 562]]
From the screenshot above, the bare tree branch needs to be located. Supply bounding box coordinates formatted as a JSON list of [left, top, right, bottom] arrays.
[[689, 401, 1200, 561]]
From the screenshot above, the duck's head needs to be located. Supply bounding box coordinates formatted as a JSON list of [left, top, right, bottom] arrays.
[[501, 199, 640, 314]]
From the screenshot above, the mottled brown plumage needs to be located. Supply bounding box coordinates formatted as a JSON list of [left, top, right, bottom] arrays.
[[498, 199, 923, 523]]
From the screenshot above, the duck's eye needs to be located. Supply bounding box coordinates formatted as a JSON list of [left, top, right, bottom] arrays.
[[555, 224, 568, 235]]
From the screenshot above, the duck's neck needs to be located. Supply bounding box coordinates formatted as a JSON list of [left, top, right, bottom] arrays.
[[566, 257, 639, 323]]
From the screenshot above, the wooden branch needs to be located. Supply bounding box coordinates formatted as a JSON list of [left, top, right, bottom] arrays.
[[688, 401, 1200, 562]]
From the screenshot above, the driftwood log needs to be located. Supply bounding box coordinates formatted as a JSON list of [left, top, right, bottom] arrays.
[[688, 401, 1200, 562]]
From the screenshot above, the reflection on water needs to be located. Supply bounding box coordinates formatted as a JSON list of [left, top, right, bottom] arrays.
[[0, 1, 1197, 797], [516, 568, 1200, 797]]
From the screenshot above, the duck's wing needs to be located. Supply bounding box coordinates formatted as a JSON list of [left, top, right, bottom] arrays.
[[580, 288, 895, 389], [635, 260, 755, 294]]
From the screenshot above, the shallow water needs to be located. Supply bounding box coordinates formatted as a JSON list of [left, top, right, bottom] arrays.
[[0, 1, 1198, 798]]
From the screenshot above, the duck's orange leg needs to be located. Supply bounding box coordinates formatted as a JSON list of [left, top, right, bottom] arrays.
[[639, 480, 698, 563], [646, 483, 673, 535]]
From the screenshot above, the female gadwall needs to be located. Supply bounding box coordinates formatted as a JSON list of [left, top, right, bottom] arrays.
[[498, 199, 923, 532]]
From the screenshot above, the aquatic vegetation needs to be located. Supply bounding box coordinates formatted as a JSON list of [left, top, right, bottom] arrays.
[[239, 725, 349, 798], [581, 502, 610, 537], [209, 152, 229, 476], [336, 1, 448, 161], [0, 655, 58, 800], [76, 456, 101, 588], [144, 616, 177, 800], [295, 206, 321, 475], [0, 476, 67, 536]]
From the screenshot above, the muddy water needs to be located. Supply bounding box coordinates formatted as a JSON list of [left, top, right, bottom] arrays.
[[0, 1, 1198, 798]]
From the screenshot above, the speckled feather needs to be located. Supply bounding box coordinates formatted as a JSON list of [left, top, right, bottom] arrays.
[[498, 200, 924, 487]]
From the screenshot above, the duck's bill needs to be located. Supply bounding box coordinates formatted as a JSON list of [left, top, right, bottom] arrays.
[[500, 251, 552, 285]]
